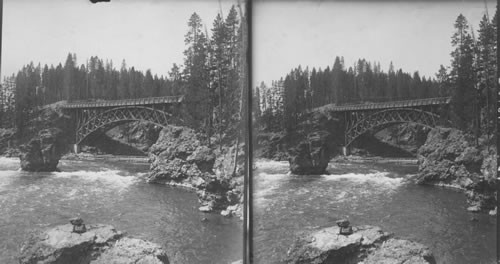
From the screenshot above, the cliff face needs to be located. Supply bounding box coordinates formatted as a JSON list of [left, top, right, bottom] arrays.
[[416, 127, 497, 212], [148, 126, 243, 217]]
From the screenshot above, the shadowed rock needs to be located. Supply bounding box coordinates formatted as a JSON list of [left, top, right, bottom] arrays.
[[19, 128, 65, 172], [148, 125, 243, 216], [416, 127, 497, 212]]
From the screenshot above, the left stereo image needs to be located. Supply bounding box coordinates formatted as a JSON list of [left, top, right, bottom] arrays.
[[0, 1, 248, 264]]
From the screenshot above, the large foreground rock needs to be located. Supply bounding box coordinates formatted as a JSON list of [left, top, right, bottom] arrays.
[[19, 128, 66, 172], [416, 127, 497, 212], [148, 125, 243, 216], [19, 223, 169, 264], [286, 225, 435, 264]]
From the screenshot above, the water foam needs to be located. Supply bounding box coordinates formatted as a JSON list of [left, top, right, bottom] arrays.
[[253, 171, 290, 204], [0, 157, 19, 170], [321, 171, 403, 188], [52, 169, 139, 189], [254, 160, 288, 170]]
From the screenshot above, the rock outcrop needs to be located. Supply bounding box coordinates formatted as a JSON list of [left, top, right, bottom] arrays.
[[148, 126, 243, 217], [287, 110, 342, 175], [289, 131, 331, 175], [286, 225, 435, 264], [416, 127, 497, 212], [18, 223, 169, 264], [19, 128, 66, 172]]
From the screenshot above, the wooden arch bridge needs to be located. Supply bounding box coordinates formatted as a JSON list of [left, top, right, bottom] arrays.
[[60, 95, 451, 152]]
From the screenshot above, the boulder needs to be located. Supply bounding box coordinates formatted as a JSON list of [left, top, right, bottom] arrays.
[[19, 128, 65, 172], [148, 125, 243, 215], [285, 225, 435, 264], [93, 238, 169, 264], [289, 131, 331, 175], [416, 127, 497, 212], [18, 223, 169, 264], [361, 238, 435, 264], [286, 110, 342, 175]]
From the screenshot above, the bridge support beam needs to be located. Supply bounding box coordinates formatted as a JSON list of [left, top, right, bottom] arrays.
[[342, 146, 349, 156], [73, 144, 80, 154]]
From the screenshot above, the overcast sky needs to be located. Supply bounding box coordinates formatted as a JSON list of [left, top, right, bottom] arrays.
[[2, 0, 239, 79], [253, 0, 496, 85], [2, 0, 496, 86]]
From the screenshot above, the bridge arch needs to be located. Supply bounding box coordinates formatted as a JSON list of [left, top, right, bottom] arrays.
[[75, 106, 173, 145], [344, 108, 442, 148]]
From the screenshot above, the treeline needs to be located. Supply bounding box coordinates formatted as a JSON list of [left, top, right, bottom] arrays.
[[257, 10, 497, 134], [1, 5, 247, 144], [257, 58, 441, 132]]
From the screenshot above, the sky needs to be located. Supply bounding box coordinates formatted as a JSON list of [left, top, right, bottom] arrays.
[[2, 0, 496, 85], [2, 0, 239, 79], [253, 0, 496, 85]]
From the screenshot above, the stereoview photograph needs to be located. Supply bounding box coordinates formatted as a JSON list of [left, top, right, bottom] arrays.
[[252, 1, 497, 263], [0, 0, 247, 263]]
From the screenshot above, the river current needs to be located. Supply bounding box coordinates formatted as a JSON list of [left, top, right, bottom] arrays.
[[0, 157, 243, 264], [253, 159, 496, 264]]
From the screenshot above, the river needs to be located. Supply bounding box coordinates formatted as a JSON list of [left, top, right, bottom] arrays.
[[253, 159, 496, 264], [0, 156, 243, 264]]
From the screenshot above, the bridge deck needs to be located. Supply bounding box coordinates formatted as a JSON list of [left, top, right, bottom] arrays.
[[60, 95, 184, 109], [322, 97, 451, 112]]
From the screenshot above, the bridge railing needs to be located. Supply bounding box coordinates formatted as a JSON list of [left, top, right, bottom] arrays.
[[60, 95, 184, 109], [321, 97, 451, 112]]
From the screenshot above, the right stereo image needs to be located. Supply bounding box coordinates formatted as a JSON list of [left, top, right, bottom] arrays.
[[251, 1, 498, 263]]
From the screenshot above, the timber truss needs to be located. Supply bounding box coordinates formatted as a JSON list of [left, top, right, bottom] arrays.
[[61, 96, 184, 145]]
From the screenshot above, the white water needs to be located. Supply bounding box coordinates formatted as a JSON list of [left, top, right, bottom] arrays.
[[253, 159, 496, 264]]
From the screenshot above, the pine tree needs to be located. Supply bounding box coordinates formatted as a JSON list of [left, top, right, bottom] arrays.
[[183, 12, 210, 130], [475, 13, 497, 134], [449, 14, 477, 130]]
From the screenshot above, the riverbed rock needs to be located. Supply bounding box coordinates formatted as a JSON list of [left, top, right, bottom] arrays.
[[18, 223, 169, 264], [285, 225, 434, 264], [289, 131, 331, 175], [416, 127, 497, 212], [360, 238, 435, 264], [287, 110, 342, 175], [93, 238, 169, 264], [148, 125, 243, 216], [19, 128, 65, 172]]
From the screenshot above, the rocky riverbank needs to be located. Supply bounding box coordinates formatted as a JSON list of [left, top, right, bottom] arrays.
[[415, 127, 497, 214], [18, 220, 169, 264], [286, 223, 435, 264], [148, 125, 243, 218]]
